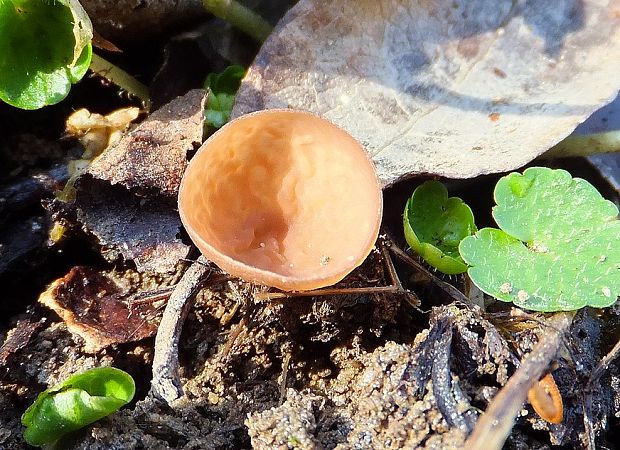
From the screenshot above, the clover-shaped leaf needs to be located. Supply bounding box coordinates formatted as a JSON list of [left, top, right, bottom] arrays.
[[404, 180, 477, 274], [459, 167, 620, 312], [0, 0, 93, 110], [22, 367, 135, 446]]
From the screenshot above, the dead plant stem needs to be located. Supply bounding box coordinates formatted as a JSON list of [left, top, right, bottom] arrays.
[[464, 311, 575, 450], [151, 257, 213, 404]]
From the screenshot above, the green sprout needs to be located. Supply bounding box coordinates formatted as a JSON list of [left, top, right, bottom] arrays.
[[403, 180, 477, 274], [459, 167, 620, 312], [22, 367, 135, 447], [0, 0, 93, 110], [203, 64, 246, 129]]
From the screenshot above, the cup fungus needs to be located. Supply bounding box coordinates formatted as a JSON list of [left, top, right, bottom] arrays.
[[178, 109, 383, 291]]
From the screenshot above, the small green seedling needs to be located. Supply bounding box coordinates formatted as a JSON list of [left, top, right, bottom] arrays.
[[203, 64, 246, 129], [403, 180, 477, 274], [0, 0, 93, 110], [22, 367, 135, 446], [459, 167, 620, 312]]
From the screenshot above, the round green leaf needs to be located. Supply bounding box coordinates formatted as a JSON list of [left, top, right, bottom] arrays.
[[459, 167, 620, 312], [403, 180, 477, 274], [22, 367, 135, 446], [0, 0, 93, 109]]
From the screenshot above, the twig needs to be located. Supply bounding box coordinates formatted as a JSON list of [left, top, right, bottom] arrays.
[[431, 317, 477, 433], [544, 130, 620, 158], [218, 281, 255, 362], [89, 53, 150, 106], [150, 257, 213, 404], [202, 0, 273, 43], [385, 235, 470, 305], [254, 285, 404, 301], [464, 311, 575, 450], [279, 351, 292, 404], [379, 237, 422, 309], [129, 285, 176, 306], [583, 335, 620, 449], [255, 240, 419, 306]]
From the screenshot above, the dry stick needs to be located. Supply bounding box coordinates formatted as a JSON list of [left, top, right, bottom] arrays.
[[151, 257, 212, 403], [129, 286, 177, 306], [279, 352, 292, 404], [464, 311, 575, 450], [255, 238, 419, 303], [255, 285, 403, 301], [583, 335, 620, 450], [219, 311, 250, 363], [218, 282, 255, 362], [254, 244, 420, 305], [379, 238, 421, 309]]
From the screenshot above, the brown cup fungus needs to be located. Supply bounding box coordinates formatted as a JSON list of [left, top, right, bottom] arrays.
[[178, 110, 383, 291]]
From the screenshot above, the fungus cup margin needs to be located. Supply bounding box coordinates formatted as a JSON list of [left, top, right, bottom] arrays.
[[178, 109, 383, 291]]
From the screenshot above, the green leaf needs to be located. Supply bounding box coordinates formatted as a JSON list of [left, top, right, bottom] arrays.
[[204, 64, 246, 94], [459, 167, 620, 312], [0, 0, 93, 110], [403, 180, 477, 274], [204, 65, 246, 129], [22, 367, 135, 446]]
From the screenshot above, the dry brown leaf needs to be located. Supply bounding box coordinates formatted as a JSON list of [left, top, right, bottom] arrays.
[[74, 179, 189, 273], [233, 0, 620, 186], [69, 90, 206, 273], [65, 107, 140, 159], [87, 89, 206, 197], [0, 315, 45, 367], [38, 266, 162, 353]]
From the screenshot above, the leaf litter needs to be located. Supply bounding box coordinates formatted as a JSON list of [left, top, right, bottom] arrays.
[[233, 0, 620, 185], [34, 91, 206, 352], [50, 89, 206, 274], [2, 1, 620, 449]]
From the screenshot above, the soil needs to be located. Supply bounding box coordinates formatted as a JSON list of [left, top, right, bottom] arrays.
[[1, 3, 620, 449]]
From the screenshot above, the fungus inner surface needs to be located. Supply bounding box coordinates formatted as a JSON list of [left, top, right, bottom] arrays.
[[180, 111, 381, 288]]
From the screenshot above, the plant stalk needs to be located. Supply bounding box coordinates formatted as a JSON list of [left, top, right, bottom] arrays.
[[89, 53, 150, 107], [202, 0, 273, 43], [544, 130, 620, 158]]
